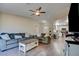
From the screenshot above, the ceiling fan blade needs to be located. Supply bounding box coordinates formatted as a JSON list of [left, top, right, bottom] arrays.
[[39, 7, 42, 10], [29, 10, 35, 12], [36, 7, 42, 11], [40, 12, 46, 13]]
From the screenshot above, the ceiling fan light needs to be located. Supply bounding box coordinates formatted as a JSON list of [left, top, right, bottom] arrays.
[[35, 12, 40, 16]]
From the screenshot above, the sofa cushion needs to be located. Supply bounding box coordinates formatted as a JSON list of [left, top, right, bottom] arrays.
[[0, 33, 14, 39], [8, 33, 25, 39], [20, 33, 25, 38], [6, 39, 17, 45], [6, 43, 18, 49], [14, 35, 22, 39], [8, 34, 15, 39], [0, 34, 11, 40]]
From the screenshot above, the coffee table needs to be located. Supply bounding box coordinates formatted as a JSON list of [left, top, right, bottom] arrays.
[[19, 39, 38, 53]]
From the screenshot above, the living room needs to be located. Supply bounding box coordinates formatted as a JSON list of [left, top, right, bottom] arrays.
[[0, 3, 72, 56]]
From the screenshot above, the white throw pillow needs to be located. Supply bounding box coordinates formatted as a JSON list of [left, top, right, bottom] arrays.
[[15, 35, 22, 39], [25, 34, 29, 37], [0, 34, 10, 40]]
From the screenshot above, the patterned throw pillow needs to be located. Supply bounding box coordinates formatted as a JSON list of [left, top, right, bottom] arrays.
[[0, 34, 11, 40]]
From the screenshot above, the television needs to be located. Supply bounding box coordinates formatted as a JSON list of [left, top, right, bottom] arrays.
[[68, 3, 79, 32]]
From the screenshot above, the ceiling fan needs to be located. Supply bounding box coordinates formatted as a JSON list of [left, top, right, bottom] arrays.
[[29, 7, 46, 16]]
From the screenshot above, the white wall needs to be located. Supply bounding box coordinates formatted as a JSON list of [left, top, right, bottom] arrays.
[[0, 13, 52, 35], [0, 13, 40, 35]]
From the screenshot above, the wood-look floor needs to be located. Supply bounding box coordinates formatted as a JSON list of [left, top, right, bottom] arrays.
[[0, 37, 65, 56]]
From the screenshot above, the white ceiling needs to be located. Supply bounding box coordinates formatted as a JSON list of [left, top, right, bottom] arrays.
[[0, 3, 71, 22]]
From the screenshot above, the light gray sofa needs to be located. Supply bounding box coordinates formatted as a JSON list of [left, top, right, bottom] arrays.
[[0, 33, 30, 51]]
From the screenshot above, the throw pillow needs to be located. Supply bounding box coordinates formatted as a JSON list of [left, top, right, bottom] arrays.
[[25, 33, 29, 37], [14, 35, 22, 39], [0, 34, 11, 40]]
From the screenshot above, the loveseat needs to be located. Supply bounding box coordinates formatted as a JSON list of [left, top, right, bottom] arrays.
[[39, 33, 51, 44], [0, 33, 30, 51]]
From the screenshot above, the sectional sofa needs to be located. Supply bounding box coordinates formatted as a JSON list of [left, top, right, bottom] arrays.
[[0, 33, 31, 51]]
